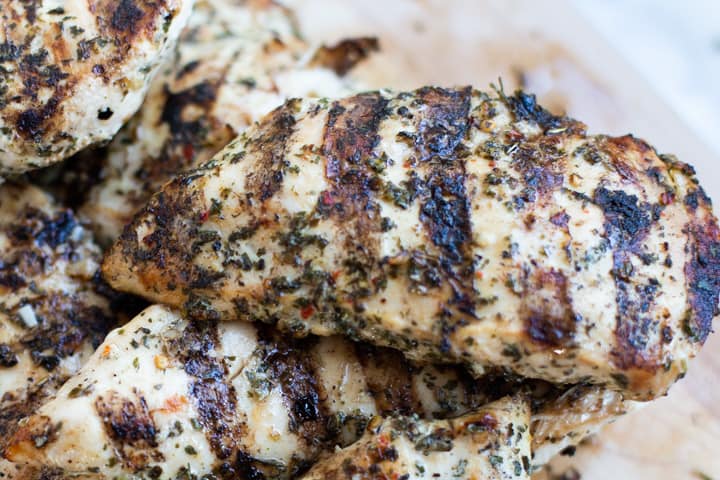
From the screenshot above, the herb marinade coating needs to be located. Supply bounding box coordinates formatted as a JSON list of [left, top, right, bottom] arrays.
[[104, 86, 720, 401]]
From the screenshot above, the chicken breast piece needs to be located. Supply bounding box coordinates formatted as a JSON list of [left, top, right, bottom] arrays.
[[300, 396, 532, 480], [0, 0, 194, 173], [2, 304, 633, 476], [529, 385, 636, 467], [0, 183, 119, 447], [79, 0, 374, 244], [3, 304, 509, 479], [103, 87, 720, 401]]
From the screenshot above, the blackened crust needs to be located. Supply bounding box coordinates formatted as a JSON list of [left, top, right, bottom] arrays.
[[166, 320, 242, 459], [683, 190, 720, 342], [256, 327, 331, 448], [594, 187, 661, 370], [244, 100, 299, 202], [95, 390, 163, 470], [353, 343, 421, 416]]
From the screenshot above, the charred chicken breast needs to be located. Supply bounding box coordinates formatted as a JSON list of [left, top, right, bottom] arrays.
[[5, 305, 536, 479], [0, 0, 193, 173], [104, 87, 720, 401]]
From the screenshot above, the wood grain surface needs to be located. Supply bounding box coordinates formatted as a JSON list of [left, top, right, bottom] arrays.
[[285, 0, 720, 478]]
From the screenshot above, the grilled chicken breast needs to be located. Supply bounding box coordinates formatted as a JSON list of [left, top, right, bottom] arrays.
[[0, 0, 193, 173], [2, 304, 630, 477], [0, 183, 119, 448], [5, 304, 533, 479], [301, 397, 531, 480], [80, 0, 374, 244], [104, 87, 720, 401]]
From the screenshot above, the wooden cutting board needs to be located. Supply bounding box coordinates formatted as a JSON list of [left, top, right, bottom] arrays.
[[285, 0, 720, 478]]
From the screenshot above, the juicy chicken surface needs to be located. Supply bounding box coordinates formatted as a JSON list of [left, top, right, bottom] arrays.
[[80, 0, 374, 244], [0, 183, 119, 449], [104, 87, 720, 401], [5, 305, 537, 479], [0, 0, 194, 173], [301, 397, 531, 480]]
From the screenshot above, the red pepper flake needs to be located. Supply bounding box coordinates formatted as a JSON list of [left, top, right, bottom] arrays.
[[660, 191, 675, 206], [300, 305, 314, 319], [142, 234, 154, 246], [183, 143, 194, 162], [331, 270, 342, 281], [488, 161, 496, 167], [507, 129, 523, 142], [321, 190, 333, 206], [199, 210, 209, 223]]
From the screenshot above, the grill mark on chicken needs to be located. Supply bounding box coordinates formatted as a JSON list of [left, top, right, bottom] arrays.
[[594, 187, 661, 370], [505, 90, 568, 133], [511, 136, 566, 209], [166, 320, 242, 460], [136, 81, 222, 183], [256, 327, 331, 451], [95, 390, 163, 470], [310, 37, 379, 76], [353, 343, 421, 416], [412, 87, 475, 332], [120, 186, 198, 284], [95, 0, 166, 45], [522, 269, 577, 347], [321, 92, 389, 304], [245, 100, 300, 202], [683, 188, 720, 343]]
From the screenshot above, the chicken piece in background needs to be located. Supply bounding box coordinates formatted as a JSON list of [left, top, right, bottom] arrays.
[[78, 0, 376, 245], [0, 183, 135, 452], [0, 0, 194, 174]]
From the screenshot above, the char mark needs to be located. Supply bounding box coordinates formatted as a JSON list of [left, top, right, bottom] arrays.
[[318, 92, 389, 305], [0, 380, 63, 451], [310, 37, 379, 76], [412, 87, 475, 316], [166, 320, 242, 460], [95, 390, 163, 470], [594, 187, 661, 370], [353, 343, 421, 416], [136, 82, 220, 181], [15, 96, 60, 141], [683, 190, 720, 343], [522, 269, 577, 347], [504, 90, 565, 132], [256, 327, 331, 449], [414, 86, 472, 161], [244, 100, 299, 202], [111, 0, 145, 32]]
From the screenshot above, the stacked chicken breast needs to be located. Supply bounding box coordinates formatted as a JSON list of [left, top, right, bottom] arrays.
[[0, 1, 717, 480]]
